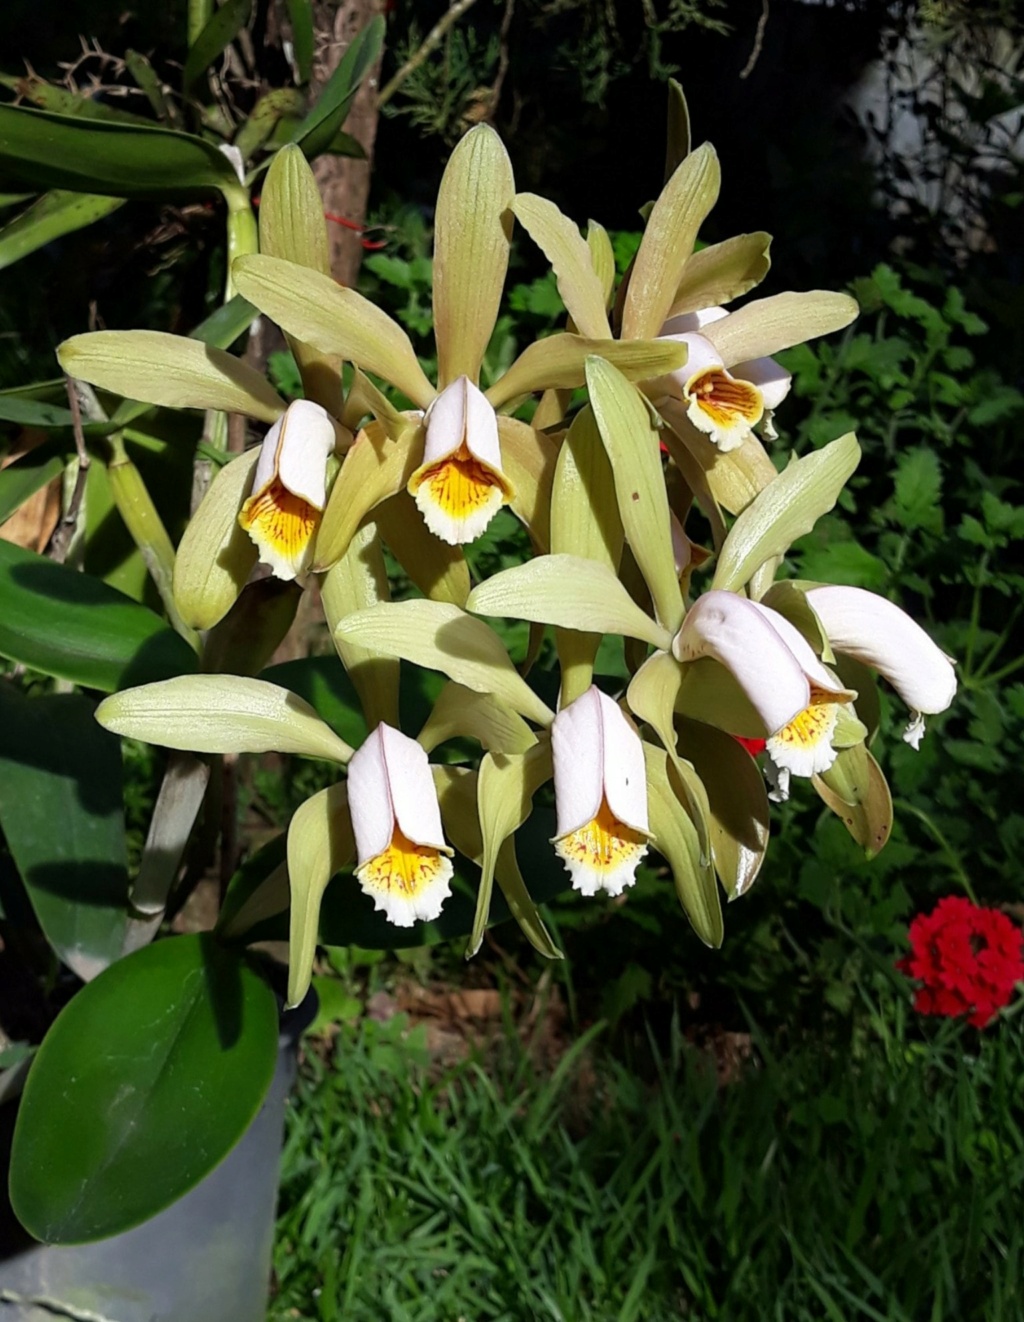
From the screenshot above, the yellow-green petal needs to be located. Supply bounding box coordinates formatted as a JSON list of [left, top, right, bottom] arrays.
[[487, 334, 687, 411], [512, 193, 611, 340], [667, 231, 772, 319], [702, 290, 858, 366], [286, 783, 354, 1007], [813, 745, 892, 858], [313, 421, 419, 571], [418, 682, 537, 756], [173, 448, 259, 631], [375, 491, 470, 606]]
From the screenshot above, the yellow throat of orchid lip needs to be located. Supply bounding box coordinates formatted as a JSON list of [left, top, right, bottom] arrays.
[[409, 442, 513, 544], [768, 686, 840, 776], [686, 368, 763, 435], [554, 795, 648, 897], [239, 477, 320, 575], [356, 823, 453, 900]]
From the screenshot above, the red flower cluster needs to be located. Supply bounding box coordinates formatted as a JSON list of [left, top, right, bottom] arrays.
[[899, 896, 1024, 1028]]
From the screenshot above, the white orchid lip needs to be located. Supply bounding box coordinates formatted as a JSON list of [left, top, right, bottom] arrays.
[[407, 375, 515, 545], [673, 591, 854, 739], [551, 686, 650, 898], [659, 332, 763, 452], [238, 399, 336, 580], [347, 723, 454, 927], [804, 585, 957, 749]]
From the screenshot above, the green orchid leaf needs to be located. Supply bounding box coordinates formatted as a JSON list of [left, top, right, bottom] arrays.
[[471, 743, 553, 957], [313, 421, 419, 572], [0, 686, 129, 980], [664, 78, 691, 180], [621, 142, 720, 342], [335, 600, 554, 727], [667, 231, 772, 319], [173, 449, 259, 631], [9, 934, 278, 1243], [676, 717, 770, 899], [189, 292, 259, 350], [183, 0, 253, 92], [467, 554, 672, 651], [0, 72, 154, 126], [434, 124, 515, 387], [418, 682, 537, 756], [0, 540, 197, 692], [813, 745, 893, 858], [58, 331, 286, 422], [257, 144, 341, 415], [586, 355, 684, 633], [322, 526, 400, 730], [233, 255, 435, 409], [97, 675, 355, 761], [217, 836, 289, 940], [0, 104, 243, 198], [288, 14, 384, 158], [0, 435, 67, 523], [512, 193, 611, 340], [0, 393, 75, 428], [703, 290, 859, 365], [123, 49, 175, 122], [285, 0, 315, 83], [375, 491, 471, 606], [287, 783, 354, 1007], [643, 744, 723, 947], [712, 432, 861, 592], [0, 189, 125, 271], [487, 334, 687, 411]]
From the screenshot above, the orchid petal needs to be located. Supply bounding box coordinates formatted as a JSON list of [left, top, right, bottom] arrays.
[[656, 398, 778, 516], [666, 232, 772, 320], [498, 415, 558, 552], [512, 193, 612, 339], [322, 524, 400, 730], [313, 421, 419, 571], [58, 330, 287, 422], [586, 220, 616, 308], [732, 354, 792, 411], [173, 449, 259, 630], [375, 492, 471, 606], [286, 783, 354, 1007], [813, 744, 893, 857], [418, 682, 537, 756], [701, 290, 858, 366], [487, 334, 687, 411], [621, 143, 721, 341]]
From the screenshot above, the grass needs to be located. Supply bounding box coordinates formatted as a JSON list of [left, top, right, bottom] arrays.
[[270, 995, 1024, 1321]]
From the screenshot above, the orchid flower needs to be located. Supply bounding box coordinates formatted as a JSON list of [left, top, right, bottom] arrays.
[[346, 723, 454, 927], [238, 399, 337, 579], [804, 585, 958, 750], [551, 686, 650, 896]]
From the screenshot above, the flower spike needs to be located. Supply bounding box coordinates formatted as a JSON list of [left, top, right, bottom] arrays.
[[407, 376, 514, 544], [239, 399, 336, 580], [347, 724, 454, 927], [551, 687, 650, 897]]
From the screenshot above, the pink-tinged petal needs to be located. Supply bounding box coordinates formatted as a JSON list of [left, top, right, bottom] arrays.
[[746, 601, 849, 696], [731, 356, 792, 411], [276, 400, 336, 508], [660, 306, 729, 336], [599, 691, 649, 835], [463, 377, 503, 469], [420, 375, 469, 465], [347, 725, 395, 864], [673, 591, 812, 735], [804, 585, 958, 727], [551, 687, 605, 837], [378, 723, 450, 853]]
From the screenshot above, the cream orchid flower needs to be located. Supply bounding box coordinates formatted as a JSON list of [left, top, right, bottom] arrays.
[[347, 723, 454, 927], [805, 585, 957, 750], [551, 686, 650, 896], [238, 399, 336, 580]]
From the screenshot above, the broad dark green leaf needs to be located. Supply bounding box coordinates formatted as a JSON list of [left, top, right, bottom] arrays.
[[0, 189, 125, 271], [0, 104, 242, 199], [0, 685, 128, 979], [0, 73, 155, 126], [9, 934, 278, 1243], [286, 0, 315, 84], [0, 540, 198, 691], [183, 0, 253, 92], [0, 435, 68, 522], [0, 394, 76, 427], [288, 15, 384, 158]]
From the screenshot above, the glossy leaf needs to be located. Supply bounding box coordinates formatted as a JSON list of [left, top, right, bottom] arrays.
[[667, 231, 772, 319], [487, 333, 687, 410], [183, 0, 253, 91], [287, 783, 354, 1007], [0, 435, 67, 523], [0, 686, 128, 980], [0, 540, 197, 692], [288, 15, 385, 158], [285, 0, 315, 83], [0, 104, 243, 198], [467, 554, 672, 651], [335, 600, 555, 727], [97, 675, 355, 761], [621, 143, 720, 341], [712, 432, 861, 592], [587, 355, 683, 632], [434, 125, 515, 387], [9, 934, 278, 1243], [234, 255, 435, 409], [512, 193, 611, 339], [0, 189, 125, 271], [58, 331, 286, 422], [703, 290, 859, 365]]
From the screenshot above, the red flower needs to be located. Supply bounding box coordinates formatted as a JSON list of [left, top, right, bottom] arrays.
[[899, 896, 1024, 1028]]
